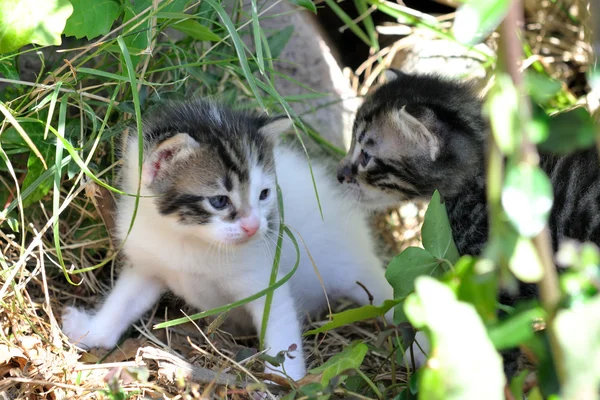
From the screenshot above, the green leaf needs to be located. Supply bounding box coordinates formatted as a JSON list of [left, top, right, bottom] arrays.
[[266, 26, 294, 59], [121, 0, 152, 68], [170, 19, 220, 41], [453, 256, 498, 322], [487, 307, 546, 350], [453, 0, 510, 45], [502, 162, 553, 237], [555, 295, 600, 398], [287, 0, 316, 13], [21, 143, 55, 206], [405, 277, 505, 400], [422, 190, 460, 263], [309, 342, 368, 386], [6, 217, 19, 232], [385, 247, 446, 324], [537, 106, 597, 155], [484, 74, 520, 154], [509, 370, 530, 400], [0, 60, 19, 80], [0, 0, 73, 53], [525, 72, 563, 104], [63, 0, 122, 40], [509, 236, 544, 282], [304, 299, 400, 335]]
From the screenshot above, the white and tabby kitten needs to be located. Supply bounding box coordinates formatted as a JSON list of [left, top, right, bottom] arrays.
[[61, 100, 393, 381]]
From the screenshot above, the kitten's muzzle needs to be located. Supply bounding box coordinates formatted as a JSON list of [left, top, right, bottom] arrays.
[[240, 215, 260, 237], [337, 164, 356, 184]]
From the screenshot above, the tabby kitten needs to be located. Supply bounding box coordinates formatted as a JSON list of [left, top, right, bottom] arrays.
[[337, 69, 600, 373], [61, 100, 393, 381]]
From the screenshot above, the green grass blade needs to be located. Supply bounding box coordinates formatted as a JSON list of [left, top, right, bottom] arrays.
[[76, 67, 130, 82], [43, 81, 63, 140], [260, 184, 285, 348], [0, 146, 25, 252], [205, 0, 266, 110], [2, 157, 71, 216], [251, 0, 265, 75], [54, 96, 79, 286], [155, 224, 301, 330], [354, 0, 379, 51], [0, 102, 48, 170], [324, 0, 371, 46], [117, 35, 145, 242]]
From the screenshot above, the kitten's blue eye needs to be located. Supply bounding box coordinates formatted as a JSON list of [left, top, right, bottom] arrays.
[[259, 189, 270, 200], [209, 195, 229, 209]]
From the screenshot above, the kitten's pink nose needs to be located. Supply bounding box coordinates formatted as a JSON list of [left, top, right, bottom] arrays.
[[240, 215, 260, 237]]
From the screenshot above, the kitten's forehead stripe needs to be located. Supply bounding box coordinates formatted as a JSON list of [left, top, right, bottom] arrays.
[[223, 175, 233, 192]]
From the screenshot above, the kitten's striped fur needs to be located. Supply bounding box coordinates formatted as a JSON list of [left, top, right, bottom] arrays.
[[337, 69, 600, 376]]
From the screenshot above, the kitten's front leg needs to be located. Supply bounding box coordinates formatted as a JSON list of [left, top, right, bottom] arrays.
[[240, 283, 306, 382], [62, 268, 165, 349]]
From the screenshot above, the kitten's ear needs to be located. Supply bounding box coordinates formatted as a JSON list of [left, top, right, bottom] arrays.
[[143, 133, 199, 185], [383, 69, 404, 83], [391, 106, 440, 161], [258, 116, 293, 143]]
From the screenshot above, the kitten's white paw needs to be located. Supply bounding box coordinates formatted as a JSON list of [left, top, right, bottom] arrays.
[[264, 356, 306, 383], [403, 331, 430, 369], [61, 306, 119, 350]]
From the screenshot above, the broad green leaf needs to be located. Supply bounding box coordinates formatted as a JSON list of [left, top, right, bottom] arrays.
[[385, 247, 446, 323], [304, 299, 400, 335], [170, 19, 220, 41], [309, 342, 368, 386], [267, 26, 294, 59], [509, 370, 530, 400], [555, 295, 600, 399], [502, 163, 553, 237], [453, 256, 498, 322], [122, 0, 152, 68], [525, 72, 562, 104], [6, 217, 19, 232], [528, 387, 544, 400], [537, 107, 597, 155], [509, 236, 543, 282], [21, 143, 55, 206], [0, 0, 73, 53], [453, 0, 510, 45], [422, 190, 460, 263], [287, 0, 317, 13], [0, 60, 19, 80], [487, 307, 546, 350], [161, 0, 189, 12], [405, 277, 505, 400], [63, 0, 122, 40], [484, 74, 520, 154]]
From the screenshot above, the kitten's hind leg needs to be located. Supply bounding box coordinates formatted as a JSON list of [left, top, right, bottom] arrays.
[[62, 267, 165, 350]]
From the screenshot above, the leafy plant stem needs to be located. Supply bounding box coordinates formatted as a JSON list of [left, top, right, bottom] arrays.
[[356, 369, 383, 399], [497, 0, 565, 384]]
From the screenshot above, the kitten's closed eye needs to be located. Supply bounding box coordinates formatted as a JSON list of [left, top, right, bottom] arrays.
[[209, 195, 229, 209]]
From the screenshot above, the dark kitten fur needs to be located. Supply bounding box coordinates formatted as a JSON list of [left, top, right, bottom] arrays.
[[337, 69, 600, 375]]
